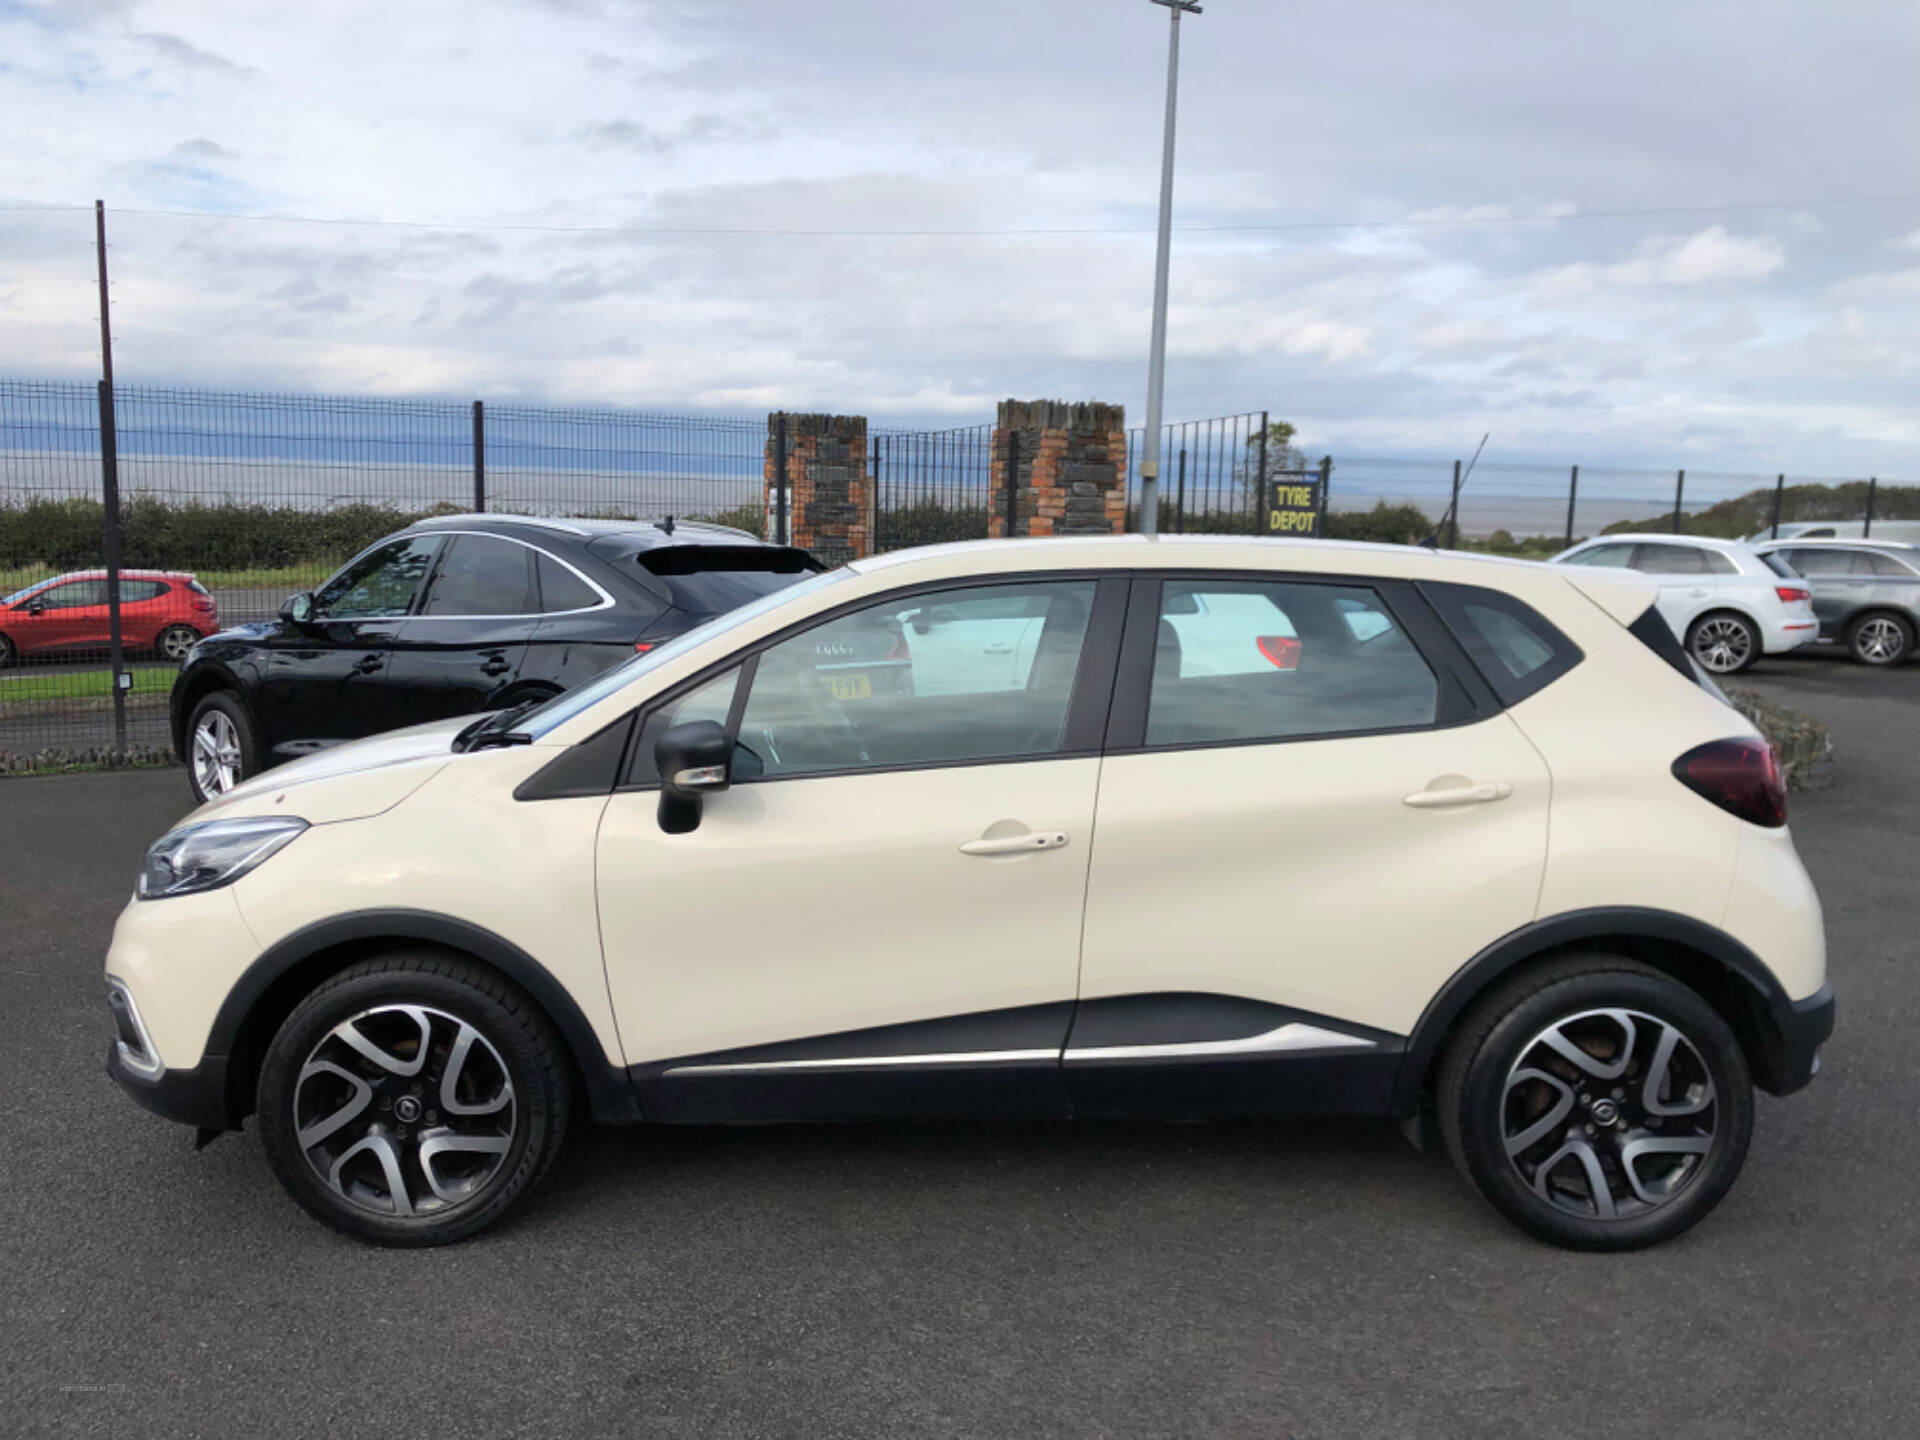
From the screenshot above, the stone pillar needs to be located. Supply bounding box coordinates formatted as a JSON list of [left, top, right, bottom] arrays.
[[765, 413, 870, 563], [989, 400, 1127, 538]]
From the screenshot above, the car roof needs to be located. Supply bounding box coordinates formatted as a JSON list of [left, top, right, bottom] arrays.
[[851, 533, 1574, 577], [26, 569, 194, 583], [1570, 533, 1750, 553], [406, 513, 765, 548], [1755, 537, 1917, 552]]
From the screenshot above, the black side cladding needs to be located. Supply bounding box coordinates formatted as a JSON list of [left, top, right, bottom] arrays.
[[1628, 603, 1697, 682]]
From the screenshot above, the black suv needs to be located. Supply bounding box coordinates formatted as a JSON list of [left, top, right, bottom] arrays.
[[171, 515, 818, 801]]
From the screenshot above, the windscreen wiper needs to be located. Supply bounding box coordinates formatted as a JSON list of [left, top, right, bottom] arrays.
[[453, 699, 543, 753]]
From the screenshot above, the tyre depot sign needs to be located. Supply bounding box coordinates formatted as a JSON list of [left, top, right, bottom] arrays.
[[1265, 473, 1324, 537]]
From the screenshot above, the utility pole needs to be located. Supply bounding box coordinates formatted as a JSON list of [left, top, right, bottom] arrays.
[[95, 200, 128, 753], [1137, 0, 1201, 538]]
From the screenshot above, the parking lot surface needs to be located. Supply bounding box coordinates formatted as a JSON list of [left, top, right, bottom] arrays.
[[2, 660, 1915, 1438]]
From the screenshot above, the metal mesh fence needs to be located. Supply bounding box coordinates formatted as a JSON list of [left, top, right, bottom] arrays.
[[871, 424, 995, 552]]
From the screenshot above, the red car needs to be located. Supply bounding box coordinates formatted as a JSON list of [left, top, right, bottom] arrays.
[[0, 569, 220, 667]]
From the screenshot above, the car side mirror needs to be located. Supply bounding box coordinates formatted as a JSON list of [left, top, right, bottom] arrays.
[[655, 720, 732, 834], [27, 599, 45, 616], [280, 592, 316, 625]]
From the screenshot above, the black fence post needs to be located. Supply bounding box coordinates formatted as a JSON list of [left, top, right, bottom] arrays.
[[1672, 469, 1685, 534], [1564, 464, 1579, 547], [472, 401, 485, 512], [1865, 477, 1877, 537], [1447, 459, 1461, 549], [1318, 455, 1332, 536], [774, 413, 789, 546], [97, 380, 127, 752], [1770, 474, 1785, 539], [1254, 411, 1270, 534], [1174, 447, 1187, 534], [1004, 429, 1020, 538]]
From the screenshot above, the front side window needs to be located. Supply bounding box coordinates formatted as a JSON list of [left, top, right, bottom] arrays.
[[34, 579, 106, 611], [1560, 543, 1635, 568], [1630, 544, 1709, 575], [733, 580, 1097, 777], [421, 536, 536, 617], [315, 537, 442, 620], [1146, 581, 1437, 747]]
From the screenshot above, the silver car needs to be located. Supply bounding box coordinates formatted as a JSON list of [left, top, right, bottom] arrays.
[[1754, 539, 1920, 666]]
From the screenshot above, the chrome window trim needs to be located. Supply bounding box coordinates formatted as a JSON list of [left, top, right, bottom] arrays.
[[1063, 1023, 1376, 1063], [316, 529, 615, 622]]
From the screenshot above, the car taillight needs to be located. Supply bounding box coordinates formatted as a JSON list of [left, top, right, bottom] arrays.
[[191, 596, 215, 612], [1775, 586, 1810, 604], [1671, 738, 1786, 828], [634, 642, 655, 654], [1256, 635, 1301, 670]]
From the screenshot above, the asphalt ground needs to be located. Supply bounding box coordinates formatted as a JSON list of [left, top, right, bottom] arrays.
[[0, 661, 1915, 1438]]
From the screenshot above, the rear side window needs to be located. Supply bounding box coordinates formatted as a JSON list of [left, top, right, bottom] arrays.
[[535, 553, 602, 613], [421, 536, 536, 616], [1420, 582, 1582, 706], [1702, 550, 1738, 575], [1866, 550, 1918, 577], [1146, 580, 1439, 746], [1630, 543, 1709, 574]]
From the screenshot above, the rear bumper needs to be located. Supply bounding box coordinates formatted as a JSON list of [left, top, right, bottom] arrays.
[[105, 1041, 237, 1130], [1756, 982, 1834, 1095], [1763, 620, 1821, 654]]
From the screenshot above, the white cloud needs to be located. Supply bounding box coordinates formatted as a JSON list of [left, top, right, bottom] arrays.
[[1534, 226, 1786, 300]]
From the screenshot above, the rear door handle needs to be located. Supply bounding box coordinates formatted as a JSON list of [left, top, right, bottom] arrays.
[[353, 654, 384, 674], [960, 830, 1068, 856], [1404, 781, 1512, 809]]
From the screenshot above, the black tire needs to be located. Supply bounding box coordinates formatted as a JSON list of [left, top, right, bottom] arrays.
[[1684, 611, 1761, 675], [156, 624, 200, 664], [1437, 955, 1753, 1251], [1845, 610, 1913, 667], [256, 952, 571, 1247], [183, 689, 261, 803], [0, 631, 13, 668]]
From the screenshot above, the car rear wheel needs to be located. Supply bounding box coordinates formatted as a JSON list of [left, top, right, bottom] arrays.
[[256, 953, 571, 1247], [1438, 955, 1753, 1251], [1846, 611, 1912, 667], [157, 624, 200, 663], [1685, 612, 1759, 674], [185, 690, 260, 802]]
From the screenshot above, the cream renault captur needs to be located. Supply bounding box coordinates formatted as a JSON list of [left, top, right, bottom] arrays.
[[105, 536, 1834, 1249]]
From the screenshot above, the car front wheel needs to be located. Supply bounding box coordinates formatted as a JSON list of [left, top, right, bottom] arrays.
[[1846, 611, 1912, 666], [1685, 612, 1760, 674], [256, 954, 571, 1246], [1437, 956, 1753, 1251]]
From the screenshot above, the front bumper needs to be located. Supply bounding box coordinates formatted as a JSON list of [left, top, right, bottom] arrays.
[[105, 1041, 237, 1130], [1756, 982, 1834, 1095]]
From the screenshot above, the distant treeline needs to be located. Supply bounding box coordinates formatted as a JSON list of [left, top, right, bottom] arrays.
[[1602, 479, 1920, 540]]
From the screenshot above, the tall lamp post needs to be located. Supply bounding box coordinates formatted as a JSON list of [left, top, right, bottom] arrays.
[[1138, 0, 1201, 538]]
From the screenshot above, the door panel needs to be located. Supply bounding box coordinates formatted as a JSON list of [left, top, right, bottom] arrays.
[[596, 758, 1101, 1117], [385, 535, 544, 721], [1078, 718, 1550, 1038]]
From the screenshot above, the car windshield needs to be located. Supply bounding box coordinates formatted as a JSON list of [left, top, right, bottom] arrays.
[[514, 566, 854, 740]]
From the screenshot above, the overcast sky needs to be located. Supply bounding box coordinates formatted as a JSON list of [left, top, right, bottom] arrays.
[[3, 0, 1918, 473]]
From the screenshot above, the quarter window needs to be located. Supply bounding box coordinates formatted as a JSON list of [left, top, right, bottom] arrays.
[[1145, 581, 1438, 746], [421, 536, 536, 616], [626, 667, 743, 786], [315, 538, 442, 619], [731, 580, 1097, 777], [1422, 582, 1583, 706], [1865, 550, 1918, 577], [536, 553, 601, 613]]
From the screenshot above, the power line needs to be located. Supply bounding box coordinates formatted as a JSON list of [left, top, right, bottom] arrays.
[[1, 190, 1917, 239]]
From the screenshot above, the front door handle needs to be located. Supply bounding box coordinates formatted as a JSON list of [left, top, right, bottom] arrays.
[[1404, 780, 1512, 809], [960, 830, 1069, 856], [353, 654, 384, 674], [480, 658, 511, 676]]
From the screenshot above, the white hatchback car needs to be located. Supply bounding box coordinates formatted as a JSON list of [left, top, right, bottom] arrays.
[[1550, 534, 1817, 674], [104, 537, 1832, 1250]]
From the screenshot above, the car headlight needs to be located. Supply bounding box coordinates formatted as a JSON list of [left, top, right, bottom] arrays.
[[138, 816, 308, 900]]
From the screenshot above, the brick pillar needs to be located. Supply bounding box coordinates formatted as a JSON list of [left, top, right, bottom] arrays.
[[765, 413, 870, 563], [989, 400, 1127, 538]]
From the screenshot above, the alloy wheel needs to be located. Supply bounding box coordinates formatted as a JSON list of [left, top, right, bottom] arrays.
[[1853, 616, 1907, 664], [1689, 617, 1752, 673], [292, 1004, 517, 1218], [191, 710, 243, 794], [1502, 1007, 1717, 1221], [159, 625, 198, 662]]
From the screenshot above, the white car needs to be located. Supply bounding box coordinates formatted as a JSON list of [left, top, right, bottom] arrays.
[[1550, 534, 1818, 674], [1747, 520, 1920, 545], [104, 536, 1832, 1251]]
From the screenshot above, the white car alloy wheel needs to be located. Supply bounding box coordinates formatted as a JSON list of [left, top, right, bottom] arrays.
[[1503, 1008, 1717, 1220], [293, 1004, 517, 1218], [192, 709, 243, 794], [1687, 615, 1755, 674], [158, 624, 199, 662]]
